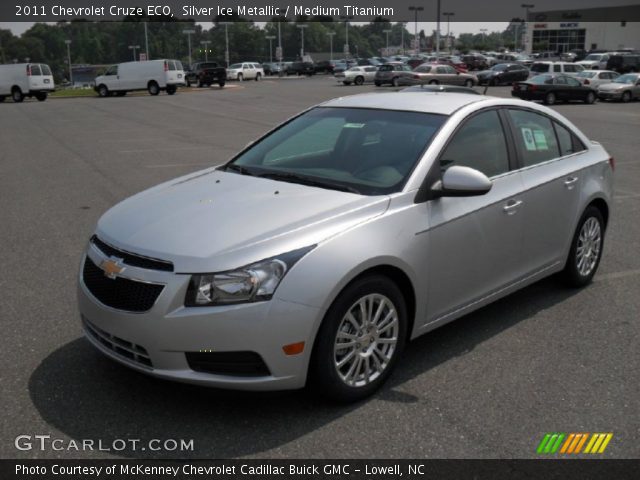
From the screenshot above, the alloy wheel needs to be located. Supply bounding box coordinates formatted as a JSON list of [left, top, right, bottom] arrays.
[[576, 217, 602, 277]]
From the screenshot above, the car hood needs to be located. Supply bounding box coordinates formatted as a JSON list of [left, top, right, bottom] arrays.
[[96, 168, 390, 272], [598, 83, 628, 91]]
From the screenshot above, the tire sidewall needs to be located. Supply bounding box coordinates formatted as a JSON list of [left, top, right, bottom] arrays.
[[564, 206, 605, 287], [309, 275, 407, 402]]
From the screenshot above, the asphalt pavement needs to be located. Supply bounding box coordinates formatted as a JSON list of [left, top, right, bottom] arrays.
[[1, 76, 638, 459]]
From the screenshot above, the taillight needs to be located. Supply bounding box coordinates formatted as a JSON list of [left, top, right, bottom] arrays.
[[530, 85, 537, 92], [609, 157, 615, 171], [584, 79, 590, 85]]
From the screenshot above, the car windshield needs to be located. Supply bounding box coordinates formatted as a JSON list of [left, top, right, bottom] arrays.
[[529, 74, 554, 84], [229, 63, 242, 69], [225, 107, 446, 195], [584, 54, 603, 61], [614, 74, 638, 84], [576, 71, 597, 78]]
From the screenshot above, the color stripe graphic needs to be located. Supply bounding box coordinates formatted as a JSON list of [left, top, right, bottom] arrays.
[[537, 433, 613, 454]]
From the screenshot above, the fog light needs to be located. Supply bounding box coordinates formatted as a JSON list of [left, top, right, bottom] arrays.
[[282, 342, 305, 356]]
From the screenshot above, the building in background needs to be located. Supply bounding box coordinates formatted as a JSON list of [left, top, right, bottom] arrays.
[[525, 5, 640, 54]]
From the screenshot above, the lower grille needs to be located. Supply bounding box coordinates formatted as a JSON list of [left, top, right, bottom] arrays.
[[83, 318, 153, 368], [82, 257, 164, 312], [185, 351, 271, 377]]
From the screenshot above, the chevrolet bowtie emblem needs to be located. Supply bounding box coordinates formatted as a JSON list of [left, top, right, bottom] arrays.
[[100, 257, 125, 279]]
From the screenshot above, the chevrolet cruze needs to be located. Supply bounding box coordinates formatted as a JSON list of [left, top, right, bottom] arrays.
[[78, 92, 613, 401]]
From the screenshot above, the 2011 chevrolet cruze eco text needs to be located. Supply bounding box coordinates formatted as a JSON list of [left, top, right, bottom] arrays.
[[78, 92, 613, 401]]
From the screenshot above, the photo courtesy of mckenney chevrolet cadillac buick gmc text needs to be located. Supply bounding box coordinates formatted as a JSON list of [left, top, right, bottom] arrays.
[[78, 92, 613, 402]]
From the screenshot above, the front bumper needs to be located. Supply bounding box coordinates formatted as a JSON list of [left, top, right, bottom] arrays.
[[77, 245, 322, 391], [597, 90, 623, 100]]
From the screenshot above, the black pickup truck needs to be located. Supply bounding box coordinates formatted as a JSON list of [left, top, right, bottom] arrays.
[[185, 62, 226, 87]]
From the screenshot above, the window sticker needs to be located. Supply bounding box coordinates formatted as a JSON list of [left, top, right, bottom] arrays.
[[343, 123, 365, 129], [533, 129, 549, 150], [521, 127, 537, 151]]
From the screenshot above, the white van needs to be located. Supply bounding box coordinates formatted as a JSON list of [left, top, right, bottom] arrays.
[[0, 63, 55, 102], [94, 59, 185, 97], [529, 61, 585, 77]]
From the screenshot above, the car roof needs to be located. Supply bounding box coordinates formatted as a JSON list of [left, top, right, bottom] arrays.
[[320, 92, 489, 115]]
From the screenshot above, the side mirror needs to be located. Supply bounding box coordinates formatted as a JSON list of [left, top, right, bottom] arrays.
[[437, 166, 492, 197]]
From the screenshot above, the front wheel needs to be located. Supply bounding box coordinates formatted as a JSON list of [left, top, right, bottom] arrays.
[[621, 91, 631, 103], [218, 81, 226, 88], [255, 73, 261, 81], [374, 81, 381, 87], [35, 92, 47, 102], [563, 206, 605, 287], [309, 275, 407, 402], [585, 91, 596, 104], [428, 80, 439, 85], [148, 81, 160, 96], [343, 81, 351, 86], [354, 76, 364, 86], [97, 84, 109, 97], [464, 79, 474, 88]]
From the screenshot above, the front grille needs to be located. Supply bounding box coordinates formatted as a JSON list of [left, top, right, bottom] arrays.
[[185, 351, 271, 377], [83, 318, 153, 368], [91, 235, 174, 272], [83, 257, 164, 312]]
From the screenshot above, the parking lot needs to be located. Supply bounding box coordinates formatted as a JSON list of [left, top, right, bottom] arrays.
[[1, 75, 639, 459]]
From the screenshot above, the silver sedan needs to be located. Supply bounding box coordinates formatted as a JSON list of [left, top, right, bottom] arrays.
[[78, 92, 613, 402], [399, 63, 477, 87]]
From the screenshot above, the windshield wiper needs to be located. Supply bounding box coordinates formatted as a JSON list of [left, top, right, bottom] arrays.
[[223, 164, 255, 176], [257, 172, 361, 194]]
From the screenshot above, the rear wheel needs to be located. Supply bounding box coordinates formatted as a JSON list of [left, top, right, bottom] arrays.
[[309, 275, 407, 402], [374, 81, 381, 87], [464, 79, 474, 88], [621, 91, 631, 103], [428, 79, 439, 85], [354, 76, 364, 86], [218, 81, 225, 88], [12, 87, 24, 103], [585, 91, 596, 104], [237, 73, 243, 82], [35, 92, 47, 102], [166, 85, 177, 95], [255, 73, 261, 81], [185, 79, 191, 87], [563, 206, 605, 287], [391, 77, 399, 87], [97, 84, 109, 97], [147, 81, 160, 96], [343, 81, 351, 86], [544, 92, 556, 105]]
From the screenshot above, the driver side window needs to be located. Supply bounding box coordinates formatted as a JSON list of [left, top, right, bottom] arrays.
[[439, 110, 510, 178]]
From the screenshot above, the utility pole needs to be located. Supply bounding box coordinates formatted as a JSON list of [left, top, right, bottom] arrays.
[[64, 39, 72, 85], [265, 35, 275, 63], [219, 22, 231, 67], [340, 16, 353, 59], [183, 29, 195, 67], [400, 22, 406, 56], [297, 24, 308, 59], [144, 21, 149, 60], [443, 12, 454, 54], [521, 4, 535, 53], [128, 45, 140, 61], [200, 40, 211, 62], [326, 31, 336, 61], [383, 29, 391, 56], [408, 6, 424, 55]]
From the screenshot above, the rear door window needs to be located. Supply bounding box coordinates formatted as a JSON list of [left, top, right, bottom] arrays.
[[40, 64, 52, 75], [507, 109, 560, 167], [167, 61, 177, 71], [30, 64, 42, 76]]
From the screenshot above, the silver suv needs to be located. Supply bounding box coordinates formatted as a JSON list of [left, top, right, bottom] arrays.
[[529, 61, 585, 77], [79, 93, 613, 402]]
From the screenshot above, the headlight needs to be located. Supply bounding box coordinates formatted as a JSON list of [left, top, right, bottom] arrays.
[[185, 245, 315, 307]]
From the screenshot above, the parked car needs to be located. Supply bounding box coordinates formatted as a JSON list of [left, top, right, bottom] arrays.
[[185, 62, 226, 88], [560, 50, 586, 62], [596, 73, 640, 102], [95, 59, 184, 97], [476, 63, 529, 86], [315, 60, 337, 74], [335, 66, 378, 86], [333, 60, 358, 74], [605, 55, 640, 74], [574, 70, 619, 88], [374, 63, 413, 86], [0, 63, 54, 102], [529, 62, 584, 77], [286, 62, 316, 76], [439, 56, 469, 73], [400, 64, 477, 87], [226, 63, 264, 81], [514, 54, 534, 67], [401, 84, 480, 94], [577, 53, 611, 70], [512, 74, 597, 105], [78, 91, 613, 402], [262, 62, 283, 76], [461, 54, 489, 71]]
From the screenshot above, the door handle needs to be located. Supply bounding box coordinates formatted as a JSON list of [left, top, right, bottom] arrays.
[[503, 200, 523, 215], [564, 176, 579, 189]]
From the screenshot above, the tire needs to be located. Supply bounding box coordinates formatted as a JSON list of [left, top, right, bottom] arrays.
[[147, 81, 160, 96], [255, 73, 261, 81], [35, 92, 47, 102], [116, 91, 127, 97], [428, 80, 439, 85], [354, 76, 364, 86], [218, 81, 225, 88], [544, 92, 556, 105], [464, 79, 474, 88], [97, 84, 109, 98], [309, 275, 407, 402], [12, 87, 24, 103], [185, 79, 191, 87], [237, 73, 243, 82], [196, 79, 203, 88], [563, 206, 605, 287], [0, 96, 5, 103], [166, 85, 177, 95], [585, 91, 596, 104], [374, 81, 381, 87], [391, 77, 399, 87], [621, 91, 631, 103], [343, 81, 351, 86], [489, 78, 498, 86]]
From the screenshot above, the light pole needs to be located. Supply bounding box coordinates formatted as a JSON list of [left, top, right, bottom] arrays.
[[297, 24, 308, 59], [144, 21, 149, 60], [408, 6, 424, 55], [128, 45, 140, 61], [480, 28, 488, 49], [521, 4, 535, 53], [443, 12, 454, 54], [383, 29, 391, 56], [64, 39, 72, 85], [400, 22, 406, 56], [326, 31, 336, 61], [277, 20, 283, 74], [200, 40, 211, 62], [219, 22, 231, 67], [340, 16, 353, 60], [265, 35, 275, 63], [183, 29, 195, 67]]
